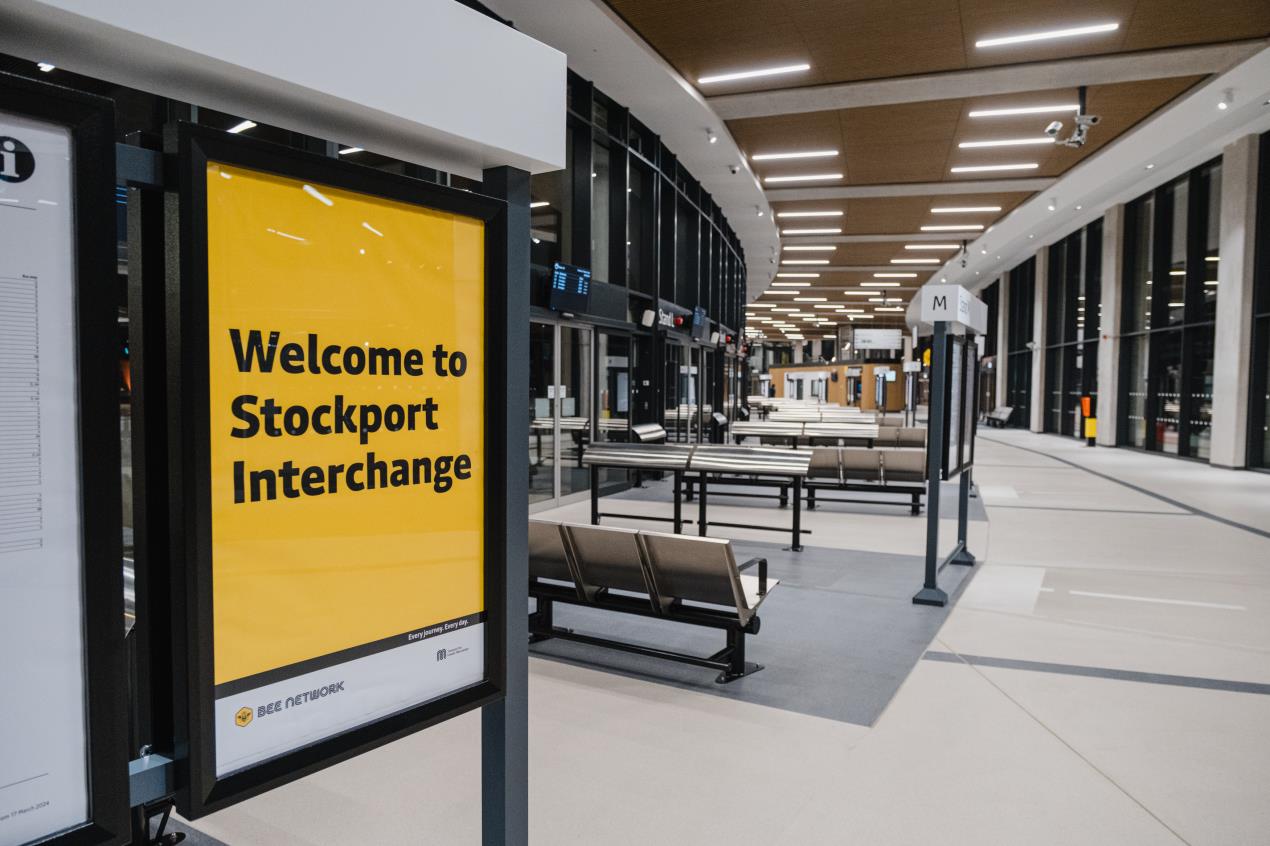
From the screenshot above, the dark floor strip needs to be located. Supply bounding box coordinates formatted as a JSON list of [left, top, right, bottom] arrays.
[[977, 435, 1270, 542], [924, 650, 1270, 695], [168, 819, 233, 846]]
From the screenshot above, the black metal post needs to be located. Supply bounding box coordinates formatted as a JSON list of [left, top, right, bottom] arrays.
[[673, 469, 683, 534], [590, 465, 600, 525], [950, 467, 976, 566], [481, 166, 529, 846], [790, 477, 804, 551], [698, 471, 709, 537], [913, 322, 949, 607]]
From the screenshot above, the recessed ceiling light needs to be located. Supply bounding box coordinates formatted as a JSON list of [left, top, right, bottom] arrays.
[[813, 304, 844, 309], [529, 201, 550, 208], [776, 210, 844, 218], [843, 290, 876, 296], [764, 173, 843, 184], [36, 62, 56, 72], [794, 297, 827, 302], [698, 63, 810, 85], [227, 120, 257, 134], [875, 272, 918, 278], [959, 138, 1055, 148], [851, 315, 876, 320], [783, 245, 836, 251], [763, 289, 798, 295], [751, 150, 839, 161], [337, 146, 364, 155], [921, 224, 984, 231], [781, 259, 830, 265], [931, 206, 1000, 214], [969, 104, 1079, 118], [876, 306, 905, 312], [773, 307, 799, 312], [890, 258, 939, 264], [772, 281, 812, 286], [775, 273, 820, 278], [862, 281, 900, 287], [747, 303, 776, 308], [781, 228, 842, 235], [904, 244, 959, 251], [950, 163, 1039, 173], [975, 22, 1119, 49]]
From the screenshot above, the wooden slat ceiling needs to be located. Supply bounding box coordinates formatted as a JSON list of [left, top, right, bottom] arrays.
[[604, 0, 1270, 91], [604, 0, 1269, 336], [736, 78, 1202, 185]]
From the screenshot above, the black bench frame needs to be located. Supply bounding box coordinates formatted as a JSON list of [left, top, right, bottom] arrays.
[[528, 556, 769, 684]]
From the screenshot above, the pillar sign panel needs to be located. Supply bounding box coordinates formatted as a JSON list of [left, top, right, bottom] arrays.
[[169, 124, 508, 817], [0, 73, 128, 846]]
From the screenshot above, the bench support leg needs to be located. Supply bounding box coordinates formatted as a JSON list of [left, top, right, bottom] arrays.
[[910, 491, 921, 516], [715, 628, 763, 684], [528, 598, 554, 643], [807, 485, 817, 511], [673, 470, 683, 534]]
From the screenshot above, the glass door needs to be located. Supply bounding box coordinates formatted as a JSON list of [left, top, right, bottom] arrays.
[[558, 325, 594, 498], [596, 331, 631, 492], [528, 321, 556, 505], [529, 320, 595, 509]]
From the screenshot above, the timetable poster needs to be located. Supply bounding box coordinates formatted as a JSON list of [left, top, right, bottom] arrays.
[[0, 111, 91, 846]]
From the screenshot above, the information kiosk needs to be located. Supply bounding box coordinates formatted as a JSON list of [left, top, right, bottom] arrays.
[[912, 285, 987, 608], [0, 72, 130, 846]]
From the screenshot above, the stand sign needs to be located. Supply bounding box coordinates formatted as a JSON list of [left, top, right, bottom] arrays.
[[0, 73, 129, 846], [168, 125, 507, 816]]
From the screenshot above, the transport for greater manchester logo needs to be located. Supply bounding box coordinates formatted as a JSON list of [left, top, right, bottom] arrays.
[[235, 707, 254, 727]]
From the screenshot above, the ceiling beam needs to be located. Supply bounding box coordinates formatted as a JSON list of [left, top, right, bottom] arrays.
[[710, 40, 1266, 120], [766, 178, 1052, 201]]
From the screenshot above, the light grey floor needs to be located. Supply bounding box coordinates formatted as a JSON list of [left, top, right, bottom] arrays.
[[183, 430, 1270, 845]]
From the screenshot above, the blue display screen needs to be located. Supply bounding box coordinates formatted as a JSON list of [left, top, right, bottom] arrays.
[[549, 262, 591, 312]]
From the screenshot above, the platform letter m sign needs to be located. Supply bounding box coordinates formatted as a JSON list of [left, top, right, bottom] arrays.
[[932, 294, 947, 311], [436, 648, 447, 662]]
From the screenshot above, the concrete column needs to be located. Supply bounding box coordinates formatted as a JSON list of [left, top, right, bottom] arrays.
[[1210, 134, 1261, 468], [994, 275, 1009, 409], [1030, 248, 1047, 432], [1096, 204, 1125, 446]]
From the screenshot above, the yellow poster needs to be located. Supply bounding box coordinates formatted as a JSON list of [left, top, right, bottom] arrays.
[[204, 162, 487, 774]]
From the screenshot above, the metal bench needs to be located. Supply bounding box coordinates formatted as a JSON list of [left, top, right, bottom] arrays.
[[985, 406, 1014, 427], [528, 521, 774, 683], [875, 426, 927, 449], [804, 447, 926, 515]]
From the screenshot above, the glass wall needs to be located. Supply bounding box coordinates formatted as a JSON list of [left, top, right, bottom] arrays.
[[1043, 220, 1102, 436], [1119, 158, 1221, 459], [1005, 258, 1036, 427], [1251, 131, 1270, 469]]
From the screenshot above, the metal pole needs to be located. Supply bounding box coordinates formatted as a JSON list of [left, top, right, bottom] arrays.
[[913, 321, 949, 607], [698, 471, 708, 537], [481, 166, 529, 846], [951, 467, 976, 565], [590, 465, 599, 525], [790, 476, 803, 552], [673, 469, 683, 534]]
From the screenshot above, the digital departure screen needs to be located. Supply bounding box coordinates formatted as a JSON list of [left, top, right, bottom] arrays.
[[691, 305, 709, 341], [549, 261, 591, 313]]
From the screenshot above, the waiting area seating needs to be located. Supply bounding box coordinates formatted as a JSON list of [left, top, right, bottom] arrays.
[[805, 447, 927, 515], [985, 406, 1014, 427], [528, 520, 774, 682]]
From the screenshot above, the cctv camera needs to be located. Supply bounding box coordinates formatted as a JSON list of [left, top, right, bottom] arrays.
[[729, 165, 740, 175], [1077, 113, 1100, 126], [1045, 121, 1063, 138]]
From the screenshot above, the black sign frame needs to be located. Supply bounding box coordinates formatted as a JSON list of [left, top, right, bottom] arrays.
[[0, 72, 130, 846], [165, 123, 509, 817], [940, 332, 980, 479]]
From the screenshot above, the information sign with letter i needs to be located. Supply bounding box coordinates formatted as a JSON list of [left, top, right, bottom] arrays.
[[0, 72, 130, 846]]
